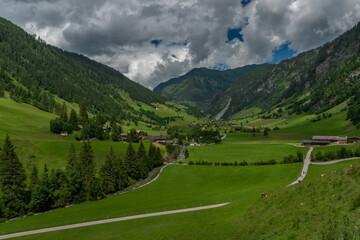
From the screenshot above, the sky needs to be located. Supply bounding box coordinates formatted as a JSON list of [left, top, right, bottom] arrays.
[[1, 0, 360, 88]]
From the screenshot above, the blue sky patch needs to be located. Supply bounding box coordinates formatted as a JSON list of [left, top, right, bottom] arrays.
[[270, 42, 297, 64], [241, 0, 252, 7], [227, 28, 243, 42], [151, 39, 162, 47], [210, 63, 229, 71]]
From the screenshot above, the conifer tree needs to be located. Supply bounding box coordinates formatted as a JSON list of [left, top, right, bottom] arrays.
[[113, 156, 128, 190], [80, 101, 88, 123], [147, 143, 155, 170], [154, 147, 164, 167], [69, 109, 78, 130], [0, 135, 27, 218], [61, 102, 68, 122], [184, 148, 189, 159], [31, 164, 53, 212], [78, 141, 96, 193], [137, 141, 148, 179], [66, 144, 84, 203], [263, 128, 269, 136], [41, 92, 49, 111], [125, 143, 140, 180], [29, 165, 39, 190], [100, 148, 117, 194]]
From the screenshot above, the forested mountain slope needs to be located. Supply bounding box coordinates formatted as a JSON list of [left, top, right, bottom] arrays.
[[0, 17, 166, 123], [210, 22, 360, 123], [153, 64, 265, 111]]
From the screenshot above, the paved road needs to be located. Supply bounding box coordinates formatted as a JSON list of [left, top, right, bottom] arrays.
[[288, 147, 313, 186], [311, 157, 360, 165], [0, 203, 230, 239]]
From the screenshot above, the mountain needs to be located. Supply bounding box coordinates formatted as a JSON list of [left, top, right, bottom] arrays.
[[209, 22, 360, 121], [0, 17, 169, 124], [153, 64, 265, 111]]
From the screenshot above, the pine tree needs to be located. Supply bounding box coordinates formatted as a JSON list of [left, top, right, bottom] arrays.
[[69, 109, 78, 130], [80, 101, 88, 123], [99, 148, 117, 194], [41, 92, 49, 111], [29, 165, 39, 190], [263, 128, 269, 136], [61, 102, 68, 122], [154, 147, 164, 167], [147, 143, 155, 171], [0, 135, 27, 218], [66, 144, 84, 203], [31, 164, 53, 212], [78, 140, 96, 194], [114, 156, 129, 190], [137, 141, 148, 179], [125, 143, 140, 180], [184, 148, 189, 159]]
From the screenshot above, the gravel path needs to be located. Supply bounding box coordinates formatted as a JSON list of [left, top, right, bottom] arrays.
[[288, 147, 313, 186], [0, 203, 230, 239]]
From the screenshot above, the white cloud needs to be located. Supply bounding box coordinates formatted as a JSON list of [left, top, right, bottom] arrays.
[[0, 0, 360, 88]]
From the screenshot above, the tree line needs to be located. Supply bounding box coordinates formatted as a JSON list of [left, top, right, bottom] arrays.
[[0, 135, 163, 221], [312, 147, 360, 162]]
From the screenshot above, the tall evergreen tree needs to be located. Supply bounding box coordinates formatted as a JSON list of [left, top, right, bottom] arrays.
[[137, 141, 148, 179], [80, 101, 88, 123], [154, 147, 164, 167], [61, 102, 68, 122], [147, 143, 155, 171], [99, 148, 117, 194], [31, 164, 53, 212], [41, 92, 49, 111], [78, 140, 96, 194], [69, 109, 78, 130], [66, 144, 84, 203], [184, 148, 189, 159], [125, 143, 139, 180], [0, 135, 27, 218], [29, 165, 39, 190]]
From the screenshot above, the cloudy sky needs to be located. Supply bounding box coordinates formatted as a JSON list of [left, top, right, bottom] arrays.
[[1, 0, 360, 88]]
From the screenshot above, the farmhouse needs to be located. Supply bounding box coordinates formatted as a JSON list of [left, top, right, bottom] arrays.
[[348, 136, 360, 143], [120, 133, 127, 140], [149, 135, 167, 142], [312, 136, 348, 144], [302, 140, 330, 146]]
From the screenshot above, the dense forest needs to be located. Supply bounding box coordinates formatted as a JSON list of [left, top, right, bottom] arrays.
[[0, 17, 167, 124], [0, 136, 164, 221]]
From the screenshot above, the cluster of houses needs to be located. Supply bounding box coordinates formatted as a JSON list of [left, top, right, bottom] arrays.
[[302, 136, 360, 146], [120, 130, 169, 143]]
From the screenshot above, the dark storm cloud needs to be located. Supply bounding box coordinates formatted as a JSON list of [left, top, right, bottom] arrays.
[[0, 0, 359, 88]]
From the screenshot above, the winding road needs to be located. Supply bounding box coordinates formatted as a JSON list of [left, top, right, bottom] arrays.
[[311, 157, 360, 165], [0, 203, 230, 239], [288, 147, 313, 186]]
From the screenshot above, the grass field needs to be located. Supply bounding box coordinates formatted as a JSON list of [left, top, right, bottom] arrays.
[[184, 143, 309, 164], [233, 163, 360, 239], [0, 164, 301, 239]]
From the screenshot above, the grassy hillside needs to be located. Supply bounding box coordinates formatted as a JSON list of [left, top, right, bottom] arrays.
[[234, 162, 360, 239], [210, 22, 360, 120], [0, 97, 154, 170], [0, 164, 301, 239], [153, 65, 265, 111], [0, 17, 189, 126]]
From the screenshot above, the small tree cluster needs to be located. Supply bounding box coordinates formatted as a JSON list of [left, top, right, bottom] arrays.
[[312, 147, 360, 162], [282, 151, 304, 163]]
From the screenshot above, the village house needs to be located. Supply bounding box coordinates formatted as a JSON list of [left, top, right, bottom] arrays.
[[312, 136, 348, 144], [302, 140, 330, 146], [348, 136, 360, 143], [149, 135, 167, 143], [60, 131, 68, 136]]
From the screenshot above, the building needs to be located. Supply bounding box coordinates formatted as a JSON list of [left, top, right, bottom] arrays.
[[60, 131, 68, 136], [120, 133, 127, 140], [302, 140, 330, 146], [149, 135, 167, 142], [348, 136, 360, 143], [312, 136, 348, 144]]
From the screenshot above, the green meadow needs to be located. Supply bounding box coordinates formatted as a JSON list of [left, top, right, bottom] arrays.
[[0, 164, 301, 239], [184, 143, 309, 164]]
